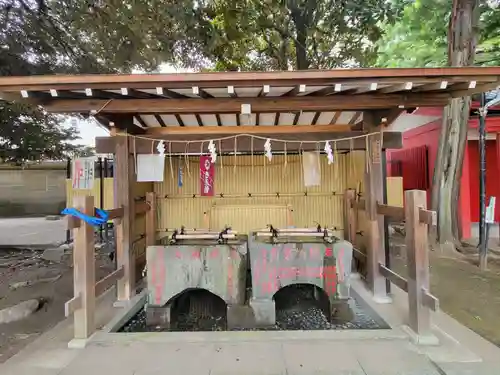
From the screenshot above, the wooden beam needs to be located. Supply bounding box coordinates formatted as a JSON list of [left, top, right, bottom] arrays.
[[154, 114, 166, 127], [293, 112, 300, 125], [311, 112, 321, 125], [422, 288, 439, 312], [363, 109, 403, 131], [284, 84, 306, 96], [330, 112, 342, 125], [193, 86, 213, 98], [450, 80, 500, 98], [146, 124, 353, 136], [71, 195, 95, 339], [96, 131, 403, 154], [2, 67, 500, 92], [195, 113, 204, 127], [348, 111, 363, 125], [228, 86, 237, 98], [135, 201, 150, 216], [274, 113, 280, 126], [379, 264, 408, 292], [43, 94, 451, 114], [115, 134, 135, 301], [379, 82, 414, 94], [258, 85, 270, 97], [354, 82, 379, 94], [106, 114, 146, 134], [65, 295, 81, 317], [175, 114, 185, 127], [419, 208, 437, 226], [364, 131, 388, 301], [351, 199, 366, 211], [405, 189, 432, 336], [411, 81, 449, 92], [215, 114, 223, 126], [134, 115, 148, 128], [156, 88, 189, 99], [376, 203, 405, 221], [95, 266, 125, 297]]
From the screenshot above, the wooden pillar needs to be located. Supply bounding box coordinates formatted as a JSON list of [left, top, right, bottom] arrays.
[[115, 134, 135, 301], [343, 189, 357, 243], [145, 192, 156, 248], [364, 133, 389, 301], [72, 195, 95, 339], [405, 190, 431, 336]]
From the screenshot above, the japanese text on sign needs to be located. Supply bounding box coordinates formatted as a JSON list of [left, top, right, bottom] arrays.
[[72, 157, 95, 190], [199, 155, 215, 196]]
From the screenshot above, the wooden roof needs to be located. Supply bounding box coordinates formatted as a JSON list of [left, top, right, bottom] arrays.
[[1, 67, 499, 152]]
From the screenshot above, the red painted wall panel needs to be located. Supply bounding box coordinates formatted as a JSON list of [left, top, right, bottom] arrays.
[[468, 140, 500, 222], [387, 120, 441, 208]]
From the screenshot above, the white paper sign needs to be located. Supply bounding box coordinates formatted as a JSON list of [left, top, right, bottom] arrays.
[[137, 154, 165, 182], [302, 152, 321, 187], [72, 157, 95, 190], [486, 196, 496, 224]]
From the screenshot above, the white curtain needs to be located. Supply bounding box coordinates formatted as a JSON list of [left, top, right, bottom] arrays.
[[302, 151, 321, 187]]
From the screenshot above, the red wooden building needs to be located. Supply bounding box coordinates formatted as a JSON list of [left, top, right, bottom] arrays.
[[387, 101, 500, 240]]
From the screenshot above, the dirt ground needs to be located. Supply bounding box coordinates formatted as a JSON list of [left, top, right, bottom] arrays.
[[0, 248, 114, 363], [389, 233, 500, 347]]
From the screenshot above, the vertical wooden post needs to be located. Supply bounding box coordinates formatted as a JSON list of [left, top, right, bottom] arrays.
[[115, 134, 135, 301], [72, 195, 95, 339], [364, 133, 388, 301], [405, 190, 431, 337], [343, 189, 357, 243], [145, 192, 156, 248]]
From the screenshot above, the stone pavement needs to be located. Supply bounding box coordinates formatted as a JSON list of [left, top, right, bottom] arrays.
[[0, 217, 66, 248], [3, 337, 444, 375], [2, 282, 500, 374]]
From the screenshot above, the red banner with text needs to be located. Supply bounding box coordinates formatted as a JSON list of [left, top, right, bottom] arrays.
[[199, 155, 215, 196]]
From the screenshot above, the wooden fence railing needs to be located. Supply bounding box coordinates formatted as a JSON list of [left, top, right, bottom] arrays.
[[64, 193, 156, 341], [344, 188, 438, 337]]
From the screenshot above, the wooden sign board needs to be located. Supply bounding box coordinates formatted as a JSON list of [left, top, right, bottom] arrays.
[[72, 157, 96, 190], [371, 139, 381, 164]]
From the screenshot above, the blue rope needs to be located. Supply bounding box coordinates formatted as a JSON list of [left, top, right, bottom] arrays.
[[62, 207, 109, 227]]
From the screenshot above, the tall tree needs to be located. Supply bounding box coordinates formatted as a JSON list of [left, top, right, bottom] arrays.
[[434, 0, 480, 253], [377, 0, 500, 250]]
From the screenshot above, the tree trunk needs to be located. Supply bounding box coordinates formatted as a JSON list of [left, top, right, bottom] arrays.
[[431, 0, 478, 253]]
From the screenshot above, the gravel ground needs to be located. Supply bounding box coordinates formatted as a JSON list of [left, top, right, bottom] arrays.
[[120, 296, 386, 333]]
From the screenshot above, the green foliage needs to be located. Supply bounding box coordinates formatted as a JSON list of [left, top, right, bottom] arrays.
[[0, 1, 98, 164], [62, 0, 399, 71], [0, 102, 89, 164], [376, 0, 500, 67]]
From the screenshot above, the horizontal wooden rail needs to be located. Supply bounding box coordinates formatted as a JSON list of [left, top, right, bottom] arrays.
[[422, 288, 439, 311], [95, 266, 125, 297], [351, 199, 366, 210], [65, 295, 81, 317], [376, 203, 404, 221], [379, 264, 408, 291], [419, 208, 437, 226], [353, 247, 367, 258], [135, 201, 151, 216], [378, 264, 439, 312]]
